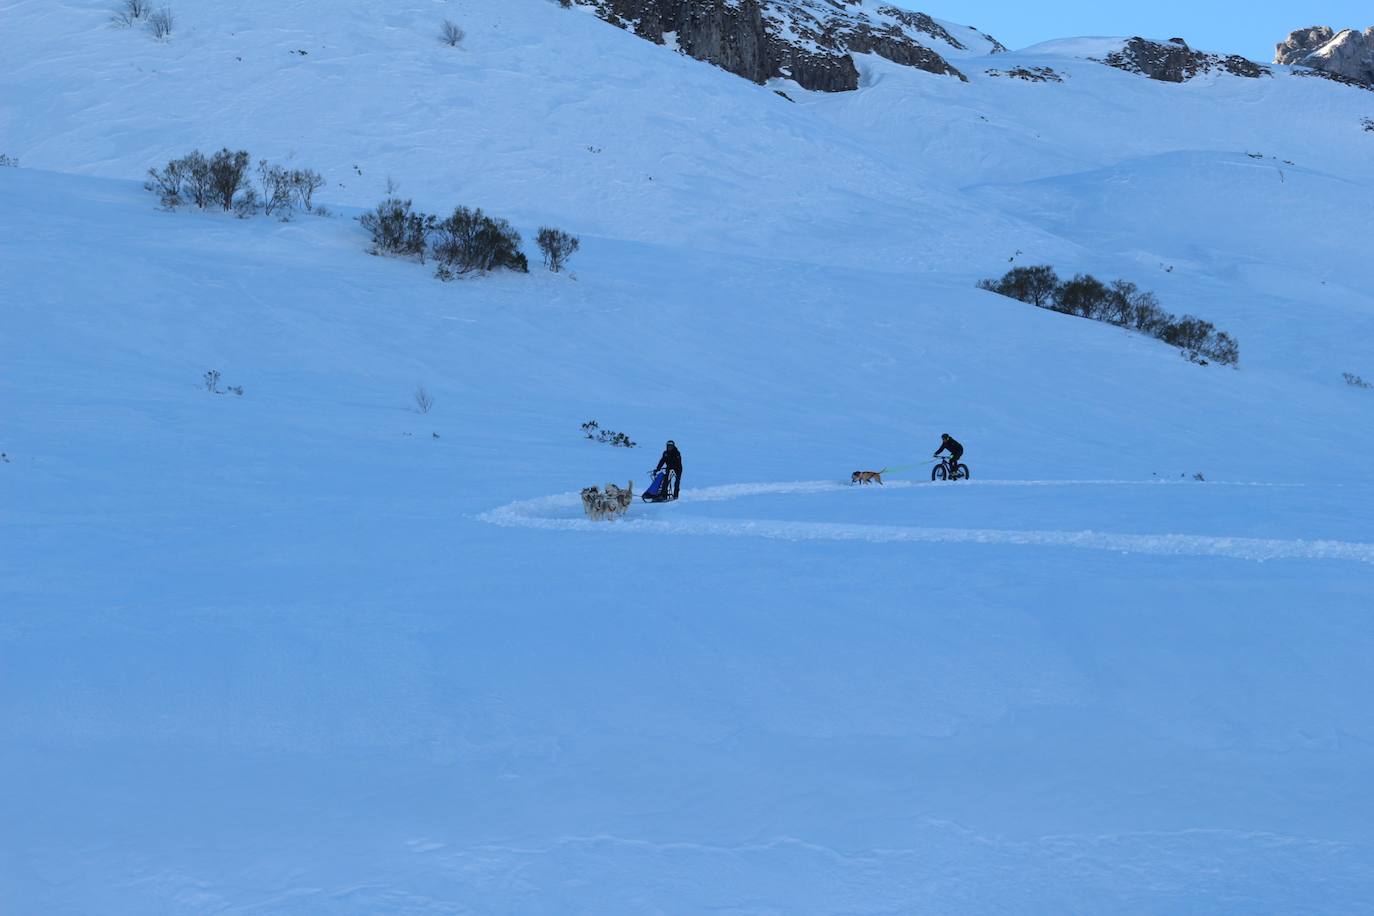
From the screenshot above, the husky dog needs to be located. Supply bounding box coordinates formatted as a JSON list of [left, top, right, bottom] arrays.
[[851, 470, 883, 485], [581, 481, 635, 520]]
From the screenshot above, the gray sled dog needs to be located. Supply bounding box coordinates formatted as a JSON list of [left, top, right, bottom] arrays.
[[581, 481, 634, 520]]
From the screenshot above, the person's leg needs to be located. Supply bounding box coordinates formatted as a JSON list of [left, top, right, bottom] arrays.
[[672, 469, 681, 499]]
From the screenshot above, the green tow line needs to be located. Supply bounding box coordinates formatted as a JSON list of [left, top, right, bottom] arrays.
[[877, 464, 921, 477]]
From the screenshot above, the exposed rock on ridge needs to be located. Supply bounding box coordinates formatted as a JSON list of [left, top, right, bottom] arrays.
[[1276, 26, 1374, 87], [574, 0, 1005, 92], [1103, 38, 1268, 83]]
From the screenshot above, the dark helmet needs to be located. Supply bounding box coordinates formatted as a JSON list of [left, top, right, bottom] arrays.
[[941, 433, 950, 440], [666, 440, 676, 447]]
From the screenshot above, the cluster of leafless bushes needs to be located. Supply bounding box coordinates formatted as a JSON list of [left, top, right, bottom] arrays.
[[360, 199, 582, 279], [0, 154, 18, 168], [113, 0, 173, 38], [146, 148, 324, 219], [978, 265, 1240, 366]]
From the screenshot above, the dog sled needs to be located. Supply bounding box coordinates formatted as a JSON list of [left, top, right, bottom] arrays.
[[641, 469, 677, 503], [580, 481, 634, 521]]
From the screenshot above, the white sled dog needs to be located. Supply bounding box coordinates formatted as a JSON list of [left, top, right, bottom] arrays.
[[581, 481, 634, 520]]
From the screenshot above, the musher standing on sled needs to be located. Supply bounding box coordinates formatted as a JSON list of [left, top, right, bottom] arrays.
[[933, 433, 963, 475], [655, 440, 683, 500]]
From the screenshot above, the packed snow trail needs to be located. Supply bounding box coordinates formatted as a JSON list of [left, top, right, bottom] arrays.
[[481, 480, 1374, 564]]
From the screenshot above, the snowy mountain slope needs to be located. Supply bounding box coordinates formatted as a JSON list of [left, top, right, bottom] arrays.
[[7, 154, 1374, 916], [4, 1, 1374, 913]]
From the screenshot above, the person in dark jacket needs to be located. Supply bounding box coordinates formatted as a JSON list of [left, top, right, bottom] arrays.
[[655, 440, 682, 500], [933, 433, 964, 476]]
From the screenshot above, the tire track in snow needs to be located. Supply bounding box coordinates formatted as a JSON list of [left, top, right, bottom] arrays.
[[478, 480, 1373, 565]]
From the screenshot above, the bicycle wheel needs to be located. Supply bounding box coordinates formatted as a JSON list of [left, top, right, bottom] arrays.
[[932, 463, 948, 481], [956, 464, 970, 480]]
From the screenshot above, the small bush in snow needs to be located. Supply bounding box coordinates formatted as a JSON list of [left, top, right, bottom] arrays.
[[360, 198, 433, 260], [440, 20, 465, 47], [978, 265, 1239, 366], [536, 227, 580, 273], [145, 150, 213, 208], [1344, 372, 1372, 389], [431, 206, 527, 276], [148, 7, 174, 39], [414, 386, 435, 414], [0, 154, 18, 168], [292, 169, 324, 212], [260, 162, 325, 215], [208, 148, 251, 210], [257, 161, 296, 217], [581, 420, 636, 448], [112, 0, 150, 25]]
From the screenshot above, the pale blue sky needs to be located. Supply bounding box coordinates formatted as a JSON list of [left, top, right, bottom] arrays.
[[926, 1, 1371, 60]]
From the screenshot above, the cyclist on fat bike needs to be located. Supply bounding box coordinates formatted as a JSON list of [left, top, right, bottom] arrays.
[[933, 433, 964, 474]]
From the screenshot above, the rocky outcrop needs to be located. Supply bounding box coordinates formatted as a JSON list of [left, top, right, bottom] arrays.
[[573, 0, 1001, 92], [1275, 26, 1336, 64], [985, 66, 1063, 83], [1275, 26, 1374, 86], [1102, 38, 1268, 83]]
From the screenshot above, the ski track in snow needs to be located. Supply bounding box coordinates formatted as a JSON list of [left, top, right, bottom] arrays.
[[480, 479, 1374, 565]]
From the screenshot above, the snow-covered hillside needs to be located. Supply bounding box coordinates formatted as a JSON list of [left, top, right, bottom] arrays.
[[3, 1, 1374, 913]]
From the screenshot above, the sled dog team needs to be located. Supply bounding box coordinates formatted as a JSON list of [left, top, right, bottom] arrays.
[[581, 435, 964, 520]]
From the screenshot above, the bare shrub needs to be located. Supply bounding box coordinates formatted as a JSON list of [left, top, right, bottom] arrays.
[[112, 0, 150, 26], [360, 198, 433, 260], [208, 148, 250, 210], [254, 163, 324, 216], [0, 154, 17, 168], [148, 7, 174, 39], [258, 161, 295, 216], [146, 157, 187, 206], [440, 20, 465, 47], [146, 150, 211, 208], [536, 227, 580, 273], [1052, 273, 1111, 319], [431, 206, 526, 276], [414, 386, 435, 414], [203, 369, 221, 393], [182, 151, 213, 208], [292, 169, 324, 211], [975, 264, 1058, 308]]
